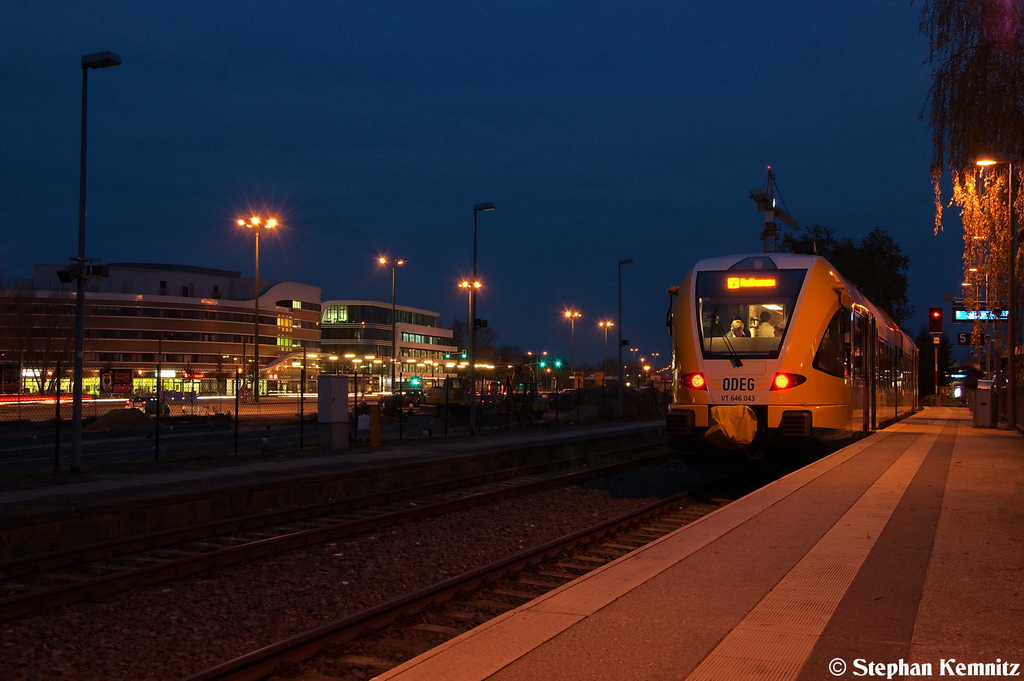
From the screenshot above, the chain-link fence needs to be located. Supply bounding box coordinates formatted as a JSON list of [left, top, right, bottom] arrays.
[[0, 384, 671, 476]]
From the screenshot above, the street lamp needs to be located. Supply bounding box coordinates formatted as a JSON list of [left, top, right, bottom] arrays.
[[976, 154, 1017, 431], [71, 51, 121, 474], [237, 215, 279, 403], [379, 256, 406, 393], [563, 310, 582, 387], [469, 202, 495, 435], [598, 321, 613, 382], [617, 259, 633, 419]]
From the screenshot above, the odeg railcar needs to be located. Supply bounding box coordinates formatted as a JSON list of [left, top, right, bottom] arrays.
[[665, 253, 917, 470]]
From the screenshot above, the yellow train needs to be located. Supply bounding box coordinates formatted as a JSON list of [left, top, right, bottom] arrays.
[[665, 253, 917, 470]]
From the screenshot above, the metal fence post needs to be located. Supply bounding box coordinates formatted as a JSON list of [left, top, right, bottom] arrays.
[[299, 362, 305, 450], [234, 370, 240, 456], [54, 360, 61, 474]]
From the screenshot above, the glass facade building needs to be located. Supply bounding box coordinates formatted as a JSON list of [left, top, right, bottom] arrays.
[[320, 300, 458, 391]]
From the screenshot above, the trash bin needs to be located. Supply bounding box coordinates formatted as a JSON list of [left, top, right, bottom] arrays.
[[974, 380, 996, 428]]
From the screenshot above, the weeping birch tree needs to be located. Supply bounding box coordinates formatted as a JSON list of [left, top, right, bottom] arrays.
[[919, 0, 1024, 357]]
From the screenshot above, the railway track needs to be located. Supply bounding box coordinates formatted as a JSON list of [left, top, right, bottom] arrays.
[[0, 443, 675, 621], [183, 481, 744, 681]]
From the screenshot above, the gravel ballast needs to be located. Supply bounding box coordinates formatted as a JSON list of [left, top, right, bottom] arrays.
[[0, 461, 709, 681]]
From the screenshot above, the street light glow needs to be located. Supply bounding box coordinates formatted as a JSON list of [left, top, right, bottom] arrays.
[[237, 214, 281, 403]]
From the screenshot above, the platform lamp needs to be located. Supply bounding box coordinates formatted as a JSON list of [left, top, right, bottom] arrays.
[[617, 259, 633, 419], [563, 310, 582, 386], [70, 51, 121, 475], [469, 202, 495, 436], [599, 321, 613, 384], [976, 154, 1017, 431], [237, 215, 278, 403], [379, 256, 406, 393]]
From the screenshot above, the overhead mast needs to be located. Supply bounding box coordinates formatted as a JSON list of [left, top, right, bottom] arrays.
[[749, 166, 800, 252]]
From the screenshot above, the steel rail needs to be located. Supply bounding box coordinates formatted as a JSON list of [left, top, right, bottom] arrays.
[[182, 486, 710, 681]]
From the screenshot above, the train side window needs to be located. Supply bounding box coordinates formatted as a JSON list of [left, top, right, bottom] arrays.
[[814, 309, 847, 378]]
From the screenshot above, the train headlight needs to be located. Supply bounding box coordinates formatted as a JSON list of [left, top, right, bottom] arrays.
[[682, 373, 707, 390], [770, 373, 806, 390]]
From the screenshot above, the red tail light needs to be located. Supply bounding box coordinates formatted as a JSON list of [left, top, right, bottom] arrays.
[[770, 373, 806, 390], [682, 373, 707, 390]]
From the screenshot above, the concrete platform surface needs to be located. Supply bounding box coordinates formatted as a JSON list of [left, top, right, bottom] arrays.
[[375, 408, 1024, 681]]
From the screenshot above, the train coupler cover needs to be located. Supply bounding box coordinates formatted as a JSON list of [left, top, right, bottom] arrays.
[[705, 405, 757, 450]]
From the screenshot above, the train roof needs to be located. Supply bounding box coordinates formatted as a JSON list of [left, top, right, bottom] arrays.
[[687, 252, 821, 272], [684, 252, 907, 337]]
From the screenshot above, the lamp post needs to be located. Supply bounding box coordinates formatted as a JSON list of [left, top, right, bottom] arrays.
[[598, 321, 613, 382], [977, 155, 1017, 431], [563, 310, 581, 387], [379, 256, 406, 393], [617, 259, 633, 419], [599, 321, 613, 418], [469, 202, 495, 435], [237, 215, 278, 403], [459, 278, 480, 428], [70, 51, 121, 474]]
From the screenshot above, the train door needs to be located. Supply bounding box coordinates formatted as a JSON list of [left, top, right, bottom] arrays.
[[851, 311, 868, 432], [895, 335, 903, 417], [868, 316, 878, 430]]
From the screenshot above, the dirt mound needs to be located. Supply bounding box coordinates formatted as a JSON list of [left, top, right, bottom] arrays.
[[85, 408, 154, 431]]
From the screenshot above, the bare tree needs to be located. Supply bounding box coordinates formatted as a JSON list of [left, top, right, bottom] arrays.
[[0, 287, 75, 394]]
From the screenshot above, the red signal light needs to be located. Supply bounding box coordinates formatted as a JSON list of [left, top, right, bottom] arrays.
[[770, 373, 807, 390], [682, 373, 707, 390]]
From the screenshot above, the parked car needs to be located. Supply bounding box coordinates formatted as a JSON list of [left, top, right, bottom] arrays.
[[124, 396, 170, 415], [397, 389, 424, 407]]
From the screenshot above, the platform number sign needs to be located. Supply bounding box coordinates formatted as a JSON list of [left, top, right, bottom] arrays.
[[958, 332, 991, 345]]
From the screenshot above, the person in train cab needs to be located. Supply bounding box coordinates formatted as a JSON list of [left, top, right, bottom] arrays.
[[756, 310, 776, 337], [729, 319, 750, 337]]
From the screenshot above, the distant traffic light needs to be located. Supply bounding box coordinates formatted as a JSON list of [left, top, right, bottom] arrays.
[[928, 307, 944, 333], [408, 376, 422, 388]]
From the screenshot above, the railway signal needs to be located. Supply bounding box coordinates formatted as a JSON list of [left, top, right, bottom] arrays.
[[928, 307, 944, 333]]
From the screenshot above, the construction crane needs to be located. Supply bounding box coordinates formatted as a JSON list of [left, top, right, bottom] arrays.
[[749, 167, 799, 252]]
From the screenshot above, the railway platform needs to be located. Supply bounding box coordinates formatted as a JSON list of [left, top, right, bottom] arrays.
[[375, 407, 1024, 681]]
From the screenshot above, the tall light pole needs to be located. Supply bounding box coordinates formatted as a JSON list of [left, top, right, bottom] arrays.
[[237, 215, 278, 403], [977, 155, 1017, 431], [469, 202, 495, 435], [563, 310, 581, 387], [379, 256, 406, 392], [459, 278, 480, 427], [71, 51, 121, 474], [599, 321, 613, 382], [617, 259, 633, 419]]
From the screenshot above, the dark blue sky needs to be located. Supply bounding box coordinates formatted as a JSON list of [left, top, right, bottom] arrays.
[[0, 1, 964, 368]]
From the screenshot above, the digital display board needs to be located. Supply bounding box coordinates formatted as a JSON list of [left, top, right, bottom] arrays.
[[953, 307, 1008, 323]]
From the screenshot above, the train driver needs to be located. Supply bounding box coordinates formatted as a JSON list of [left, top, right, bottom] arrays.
[[756, 310, 776, 337], [729, 319, 750, 337]]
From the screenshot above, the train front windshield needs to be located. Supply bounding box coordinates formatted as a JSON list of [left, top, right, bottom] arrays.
[[695, 269, 807, 359]]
